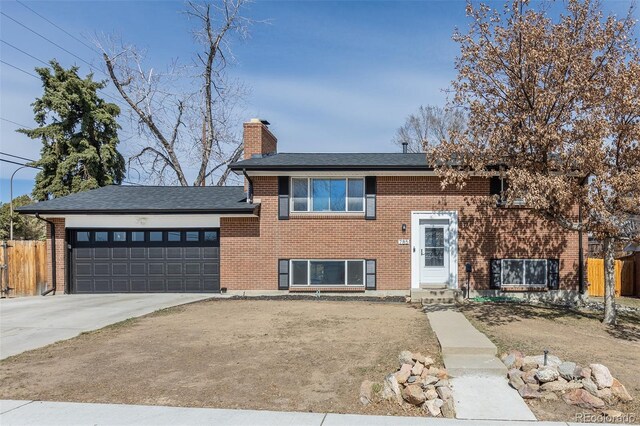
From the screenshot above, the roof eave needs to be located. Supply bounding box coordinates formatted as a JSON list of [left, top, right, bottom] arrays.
[[15, 208, 258, 215]]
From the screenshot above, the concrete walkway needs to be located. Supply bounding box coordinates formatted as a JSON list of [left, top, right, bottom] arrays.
[[0, 294, 214, 359], [0, 400, 620, 426], [427, 308, 536, 421]]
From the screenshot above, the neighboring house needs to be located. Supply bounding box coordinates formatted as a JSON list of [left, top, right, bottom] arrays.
[[17, 119, 585, 300]]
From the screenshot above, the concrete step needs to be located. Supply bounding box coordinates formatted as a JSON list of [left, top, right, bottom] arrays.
[[410, 288, 460, 303], [444, 354, 508, 377]]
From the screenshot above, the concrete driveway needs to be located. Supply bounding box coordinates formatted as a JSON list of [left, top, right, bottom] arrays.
[[0, 294, 214, 360]]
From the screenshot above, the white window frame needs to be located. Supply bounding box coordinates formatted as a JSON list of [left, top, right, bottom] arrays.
[[289, 259, 366, 287], [501, 259, 547, 287], [290, 177, 365, 213]]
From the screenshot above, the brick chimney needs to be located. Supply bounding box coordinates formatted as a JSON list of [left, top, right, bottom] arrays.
[[243, 118, 277, 159]]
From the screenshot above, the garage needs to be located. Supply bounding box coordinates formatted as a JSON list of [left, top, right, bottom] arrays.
[[70, 229, 220, 293]]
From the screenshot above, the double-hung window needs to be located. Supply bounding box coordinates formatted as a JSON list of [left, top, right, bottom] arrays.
[[291, 178, 364, 212]]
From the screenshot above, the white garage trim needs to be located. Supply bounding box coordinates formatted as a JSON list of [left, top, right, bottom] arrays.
[[45, 214, 254, 228]]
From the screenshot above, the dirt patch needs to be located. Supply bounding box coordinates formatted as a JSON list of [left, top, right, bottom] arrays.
[[460, 302, 640, 421], [0, 299, 438, 415]]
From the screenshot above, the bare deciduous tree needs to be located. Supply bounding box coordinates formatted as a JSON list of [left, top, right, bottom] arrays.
[[429, 0, 640, 324], [393, 105, 465, 153], [98, 0, 252, 186]]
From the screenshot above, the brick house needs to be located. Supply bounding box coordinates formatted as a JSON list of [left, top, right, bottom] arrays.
[[17, 118, 586, 301]]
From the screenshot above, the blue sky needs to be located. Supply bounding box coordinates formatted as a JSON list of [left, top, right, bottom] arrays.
[[0, 0, 637, 202]]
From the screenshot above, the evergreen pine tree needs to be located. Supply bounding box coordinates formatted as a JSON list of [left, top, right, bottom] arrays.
[[19, 60, 125, 200]]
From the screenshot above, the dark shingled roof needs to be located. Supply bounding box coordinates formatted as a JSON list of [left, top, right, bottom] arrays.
[[16, 185, 257, 214], [229, 153, 432, 171]]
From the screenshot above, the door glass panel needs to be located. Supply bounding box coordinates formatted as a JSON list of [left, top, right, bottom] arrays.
[[185, 231, 199, 242], [424, 248, 445, 267], [424, 227, 445, 267], [204, 231, 218, 242], [149, 231, 163, 242], [131, 231, 145, 242], [113, 231, 127, 242], [95, 231, 108, 242], [76, 231, 90, 242], [167, 231, 181, 242]]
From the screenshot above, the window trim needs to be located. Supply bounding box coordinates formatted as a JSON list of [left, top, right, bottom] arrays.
[[289, 259, 366, 287], [290, 177, 365, 213], [500, 258, 547, 287]]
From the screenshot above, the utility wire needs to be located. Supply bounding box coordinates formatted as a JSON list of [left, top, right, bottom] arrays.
[[0, 11, 105, 77], [0, 158, 38, 168], [0, 117, 32, 130], [0, 151, 36, 163], [0, 59, 39, 79], [15, 0, 99, 54], [1, 40, 48, 66]]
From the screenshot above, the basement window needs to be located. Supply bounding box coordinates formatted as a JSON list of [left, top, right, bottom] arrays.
[[290, 259, 365, 287], [501, 259, 547, 287]]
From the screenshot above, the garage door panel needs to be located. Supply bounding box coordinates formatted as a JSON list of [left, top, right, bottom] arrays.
[[71, 228, 220, 293]]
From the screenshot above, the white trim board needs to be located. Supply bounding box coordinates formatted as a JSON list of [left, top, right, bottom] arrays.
[[45, 214, 253, 228], [411, 211, 459, 289]]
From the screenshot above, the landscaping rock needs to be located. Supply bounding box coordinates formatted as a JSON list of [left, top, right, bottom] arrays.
[[411, 352, 426, 363], [610, 378, 633, 402], [435, 379, 449, 388], [396, 363, 412, 384], [536, 367, 560, 383], [509, 374, 525, 390], [590, 364, 613, 389], [427, 366, 440, 376], [540, 391, 559, 401], [423, 356, 435, 367], [425, 388, 438, 400], [522, 357, 539, 372], [596, 388, 616, 405], [423, 399, 441, 416], [359, 380, 374, 405], [402, 384, 426, 405], [441, 398, 456, 418], [562, 389, 605, 410], [436, 385, 453, 401], [411, 361, 424, 376], [382, 374, 402, 404], [558, 361, 577, 381], [399, 351, 415, 366], [522, 370, 538, 384], [541, 379, 582, 392], [519, 384, 541, 399], [503, 350, 524, 369], [582, 377, 599, 396], [421, 376, 439, 387], [577, 366, 592, 380], [407, 376, 418, 384], [437, 369, 449, 380]]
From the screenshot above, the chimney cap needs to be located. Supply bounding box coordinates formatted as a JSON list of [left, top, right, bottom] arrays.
[[249, 118, 270, 126]]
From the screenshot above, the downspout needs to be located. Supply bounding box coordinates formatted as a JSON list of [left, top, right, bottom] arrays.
[[35, 214, 56, 296], [242, 169, 254, 204]]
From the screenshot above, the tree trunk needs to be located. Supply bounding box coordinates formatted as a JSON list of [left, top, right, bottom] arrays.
[[602, 237, 617, 325]]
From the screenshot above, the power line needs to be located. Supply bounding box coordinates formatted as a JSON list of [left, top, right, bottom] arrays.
[[0, 151, 37, 163], [0, 59, 39, 79], [0, 11, 105, 77], [0, 117, 32, 129], [1, 40, 48, 66], [15, 0, 99, 55], [0, 158, 38, 168]]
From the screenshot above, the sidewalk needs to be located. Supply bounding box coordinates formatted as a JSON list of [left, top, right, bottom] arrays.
[[0, 400, 623, 426]]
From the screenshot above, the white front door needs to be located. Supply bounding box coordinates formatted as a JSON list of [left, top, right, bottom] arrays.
[[419, 221, 450, 285], [411, 211, 458, 289]]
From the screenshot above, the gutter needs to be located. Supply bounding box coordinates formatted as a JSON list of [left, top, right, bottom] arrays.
[[34, 214, 56, 296], [242, 169, 254, 204]]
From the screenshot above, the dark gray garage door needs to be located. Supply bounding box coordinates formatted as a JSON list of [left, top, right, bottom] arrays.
[[70, 229, 220, 293]]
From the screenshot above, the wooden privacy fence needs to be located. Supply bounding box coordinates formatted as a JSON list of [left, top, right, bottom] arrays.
[[587, 257, 636, 297], [0, 240, 47, 297]]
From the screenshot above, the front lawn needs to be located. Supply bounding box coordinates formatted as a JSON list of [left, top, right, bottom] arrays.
[[0, 299, 438, 415], [460, 302, 640, 421]]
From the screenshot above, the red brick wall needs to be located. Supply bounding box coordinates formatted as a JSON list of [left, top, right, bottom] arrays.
[[45, 217, 66, 294], [220, 176, 582, 292]]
